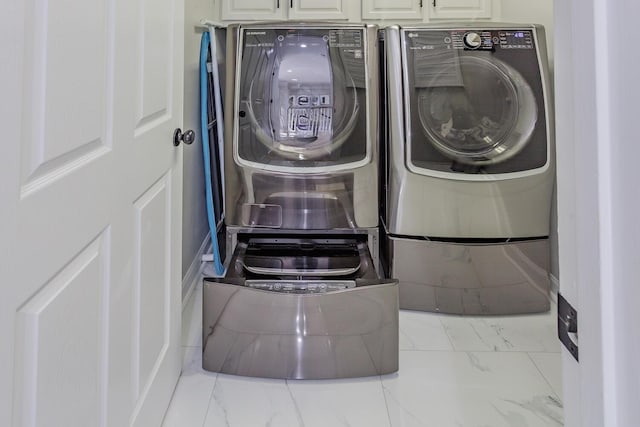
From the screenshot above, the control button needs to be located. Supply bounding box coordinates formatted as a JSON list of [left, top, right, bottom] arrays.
[[463, 32, 482, 49]]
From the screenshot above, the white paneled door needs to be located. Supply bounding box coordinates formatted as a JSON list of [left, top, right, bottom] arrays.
[[0, 0, 184, 426]]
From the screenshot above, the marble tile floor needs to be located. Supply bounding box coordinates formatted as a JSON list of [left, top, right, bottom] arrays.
[[163, 278, 563, 427]]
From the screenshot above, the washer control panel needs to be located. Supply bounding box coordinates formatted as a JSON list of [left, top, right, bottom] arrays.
[[463, 31, 483, 49], [245, 280, 356, 293], [415, 29, 535, 50], [497, 30, 534, 49]]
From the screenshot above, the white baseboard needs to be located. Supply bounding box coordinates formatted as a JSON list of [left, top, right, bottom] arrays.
[[182, 233, 211, 308], [549, 274, 559, 305]]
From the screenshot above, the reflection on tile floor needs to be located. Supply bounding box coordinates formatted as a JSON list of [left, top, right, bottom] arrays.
[[163, 279, 563, 427]]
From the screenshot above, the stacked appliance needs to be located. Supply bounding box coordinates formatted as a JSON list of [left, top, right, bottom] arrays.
[[381, 24, 555, 315], [203, 23, 398, 379]]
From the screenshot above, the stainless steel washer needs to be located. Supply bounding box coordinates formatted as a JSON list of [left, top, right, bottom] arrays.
[[204, 23, 397, 379]]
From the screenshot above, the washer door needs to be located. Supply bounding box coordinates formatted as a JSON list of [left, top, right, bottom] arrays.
[[239, 29, 366, 165], [417, 55, 537, 165]]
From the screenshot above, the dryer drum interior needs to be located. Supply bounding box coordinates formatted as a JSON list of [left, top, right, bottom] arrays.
[[416, 55, 537, 165], [245, 33, 360, 160]]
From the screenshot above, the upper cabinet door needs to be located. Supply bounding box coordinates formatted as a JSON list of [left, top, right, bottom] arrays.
[[362, 0, 423, 20], [290, 0, 349, 20], [221, 0, 287, 21], [429, 0, 492, 20]]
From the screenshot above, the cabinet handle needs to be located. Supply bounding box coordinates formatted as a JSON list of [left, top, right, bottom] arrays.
[[290, 0, 293, 8], [433, 0, 436, 7], [276, 0, 279, 8]]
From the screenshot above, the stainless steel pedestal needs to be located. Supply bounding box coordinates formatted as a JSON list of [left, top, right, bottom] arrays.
[[203, 233, 399, 379], [387, 236, 551, 315]]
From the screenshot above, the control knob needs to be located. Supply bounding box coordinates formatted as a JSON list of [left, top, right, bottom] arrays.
[[463, 32, 482, 49]]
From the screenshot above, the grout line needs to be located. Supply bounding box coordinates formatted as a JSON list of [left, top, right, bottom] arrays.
[[397, 349, 560, 355], [526, 352, 563, 402], [284, 380, 307, 427], [201, 373, 220, 427], [379, 376, 394, 427], [437, 316, 457, 351]]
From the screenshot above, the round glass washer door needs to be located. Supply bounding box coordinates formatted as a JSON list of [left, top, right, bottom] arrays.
[[246, 35, 360, 161], [417, 55, 537, 165]]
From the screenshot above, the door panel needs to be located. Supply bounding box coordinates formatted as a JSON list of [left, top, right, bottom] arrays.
[[290, 0, 348, 20], [137, 0, 174, 129], [361, 0, 422, 20], [0, 0, 184, 425], [429, 0, 492, 19], [133, 175, 171, 397], [128, 0, 184, 425], [221, 0, 285, 20], [21, 0, 110, 188], [13, 233, 109, 427]]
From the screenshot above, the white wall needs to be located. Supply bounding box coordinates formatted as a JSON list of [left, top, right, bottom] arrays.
[[555, 0, 640, 425], [501, 0, 554, 69], [599, 3, 640, 425], [182, 0, 214, 280], [502, 0, 558, 282]]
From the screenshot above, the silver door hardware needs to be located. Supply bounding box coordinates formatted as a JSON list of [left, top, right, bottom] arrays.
[[173, 128, 195, 146]]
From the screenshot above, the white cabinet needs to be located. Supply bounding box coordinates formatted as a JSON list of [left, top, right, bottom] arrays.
[[290, 0, 348, 20], [362, 0, 495, 21], [362, 0, 422, 20], [220, 0, 349, 21], [429, 0, 492, 20], [221, 0, 286, 21]]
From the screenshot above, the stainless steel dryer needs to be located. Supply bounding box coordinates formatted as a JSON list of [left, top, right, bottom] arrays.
[[382, 24, 554, 315], [203, 23, 398, 379]]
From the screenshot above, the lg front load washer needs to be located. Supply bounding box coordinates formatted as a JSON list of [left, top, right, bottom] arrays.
[[382, 24, 555, 314], [224, 23, 379, 232], [203, 23, 398, 380]]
